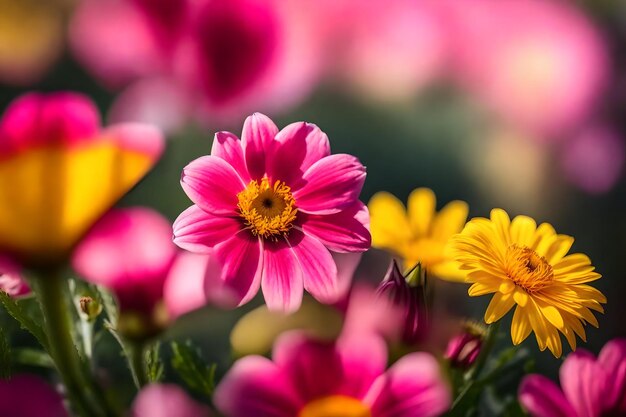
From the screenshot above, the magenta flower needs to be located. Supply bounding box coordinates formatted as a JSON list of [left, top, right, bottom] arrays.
[[173, 113, 370, 312], [0, 255, 29, 297], [215, 332, 450, 417], [0, 374, 68, 417], [73, 207, 212, 332], [519, 338, 626, 417], [132, 384, 211, 417]]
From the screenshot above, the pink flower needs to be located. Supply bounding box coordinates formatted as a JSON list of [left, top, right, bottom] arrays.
[[70, 0, 323, 129], [73, 207, 211, 329], [445, 0, 609, 137], [215, 332, 451, 417], [173, 113, 370, 312], [0, 92, 163, 267], [132, 384, 211, 417], [519, 338, 626, 417], [0, 374, 68, 417], [0, 255, 29, 297]]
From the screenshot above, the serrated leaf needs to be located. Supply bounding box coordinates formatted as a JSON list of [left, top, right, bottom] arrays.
[[171, 340, 216, 399], [0, 326, 10, 379], [145, 342, 164, 383], [0, 291, 49, 351], [13, 348, 54, 369]]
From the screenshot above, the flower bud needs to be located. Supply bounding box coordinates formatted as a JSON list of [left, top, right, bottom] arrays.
[[444, 322, 485, 369], [78, 296, 102, 321], [377, 260, 429, 345]]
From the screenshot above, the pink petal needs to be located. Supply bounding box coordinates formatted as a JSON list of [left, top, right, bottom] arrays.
[[69, 0, 163, 88], [519, 375, 577, 417], [241, 113, 278, 179], [214, 233, 263, 306], [211, 131, 251, 183], [293, 154, 366, 215], [105, 122, 165, 160], [72, 207, 176, 313], [181, 155, 245, 216], [366, 352, 451, 417], [598, 338, 626, 413], [266, 121, 330, 188], [0, 374, 68, 417], [272, 332, 386, 402], [163, 251, 212, 320], [132, 384, 211, 417], [214, 356, 300, 417], [0, 92, 100, 155], [173, 205, 242, 253], [0, 255, 29, 297], [332, 252, 362, 301], [261, 239, 303, 313], [288, 230, 338, 304], [559, 349, 604, 417], [301, 201, 370, 253]]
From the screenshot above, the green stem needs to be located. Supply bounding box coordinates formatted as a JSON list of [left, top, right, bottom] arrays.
[[126, 341, 148, 389], [32, 272, 104, 417]]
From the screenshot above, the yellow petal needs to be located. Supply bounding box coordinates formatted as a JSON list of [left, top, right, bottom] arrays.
[[0, 139, 159, 264], [511, 306, 532, 345], [407, 187, 435, 237], [513, 287, 529, 307], [368, 192, 411, 251], [490, 208, 511, 247], [431, 200, 469, 242], [543, 235, 574, 264], [430, 260, 467, 282], [484, 292, 515, 324], [510, 215, 536, 247]]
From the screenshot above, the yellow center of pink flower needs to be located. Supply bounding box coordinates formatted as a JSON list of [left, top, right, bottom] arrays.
[[505, 244, 554, 292], [298, 395, 372, 417], [237, 177, 297, 239]]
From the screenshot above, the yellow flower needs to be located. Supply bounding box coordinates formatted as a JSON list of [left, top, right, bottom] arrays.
[[450, 208, 605, 357], [368, 187, 468, 281]]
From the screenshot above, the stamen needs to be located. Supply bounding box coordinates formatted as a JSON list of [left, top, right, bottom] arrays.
[[505, 244, 554, 292], [237, 177, 297, 240]]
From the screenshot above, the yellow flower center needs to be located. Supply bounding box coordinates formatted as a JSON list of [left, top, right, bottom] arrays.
[[298, 395, 372, 417], [505, 244, 554, 292], [237, 177, 297, 239]]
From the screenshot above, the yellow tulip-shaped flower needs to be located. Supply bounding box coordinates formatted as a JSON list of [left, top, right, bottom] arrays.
[[368, 188, 468, 281], [0, 92, 164, 267], [450, 209, 605, 357]]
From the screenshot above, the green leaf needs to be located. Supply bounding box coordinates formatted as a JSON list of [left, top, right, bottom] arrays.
[[145, 342, 164, 383], [170, 340, 217, 399], [12, 348, 54, 369], [0, 326, 10, 379], [0, 291, 49, 351]]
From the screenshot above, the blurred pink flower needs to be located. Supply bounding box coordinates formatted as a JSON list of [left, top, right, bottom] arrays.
[[132, 384, 211, 417], [70, 0, 323, 129], [0, 255, 29, 297], [519, 338, 626, 417], [215, 332, 451, 417], [0, 92, 164, 267], [332, 0, 448, 102], [173, 113, 370, 313], [561, 125, 625, 194], [446, 0, 609, 137], [0, 374, 68, 417], [73, 207, 211, 324]]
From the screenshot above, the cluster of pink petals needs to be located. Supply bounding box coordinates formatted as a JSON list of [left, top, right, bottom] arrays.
[[519, 338, 626, 417], [215, 332, 451, 417], [174, 113, 370, 313], [0, 374, 67, 417], [132, 384, 211, 417], [73, 207, 209, 321], [70, 0, 321, 128]]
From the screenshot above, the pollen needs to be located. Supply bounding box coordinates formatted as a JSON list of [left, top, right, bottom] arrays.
[[505, 244, 554, 292], [237, 177, 298, 240]]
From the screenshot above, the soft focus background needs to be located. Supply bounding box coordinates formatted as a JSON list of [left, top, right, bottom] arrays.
[[1, 0, 625, 405]]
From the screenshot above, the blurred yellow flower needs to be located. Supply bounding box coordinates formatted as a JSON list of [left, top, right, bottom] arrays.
[[368, 187, 468, 281], [450, 208, 605, 358]]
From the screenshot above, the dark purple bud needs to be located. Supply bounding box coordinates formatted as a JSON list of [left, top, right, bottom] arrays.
[[377, 260, 429, 345], [444, 322, 485, 369]]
